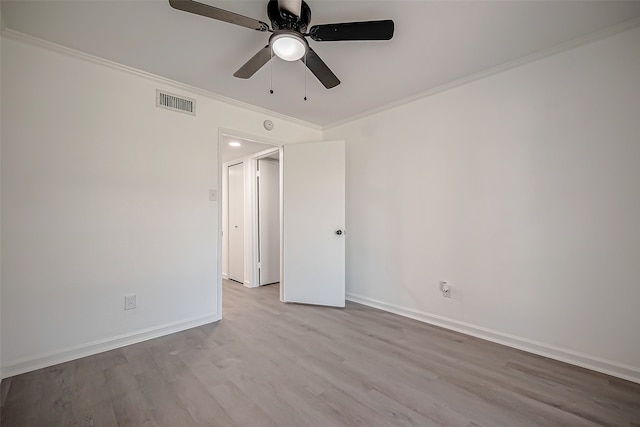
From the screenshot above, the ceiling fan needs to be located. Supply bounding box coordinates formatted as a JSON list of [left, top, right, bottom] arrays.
[[169, 0, 395, 89]]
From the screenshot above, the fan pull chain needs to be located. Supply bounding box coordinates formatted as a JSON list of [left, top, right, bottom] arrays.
[[270, 48, 274, 94], [304, 52, 308, 101]]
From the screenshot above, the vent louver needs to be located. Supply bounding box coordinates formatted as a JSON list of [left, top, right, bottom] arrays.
[[156, 90, 195, 115]]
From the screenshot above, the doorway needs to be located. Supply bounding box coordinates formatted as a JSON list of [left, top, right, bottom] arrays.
[[221, 134, 281, 293], [217, 130, 347, 312]]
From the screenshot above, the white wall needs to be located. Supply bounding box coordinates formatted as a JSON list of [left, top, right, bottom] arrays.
[[0, 34, 321, 378], [325, 26, 640, 382]]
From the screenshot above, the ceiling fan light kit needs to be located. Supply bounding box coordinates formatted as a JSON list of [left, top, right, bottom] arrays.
[[169, 0, 394, 89], [271, 32, 308, 61]]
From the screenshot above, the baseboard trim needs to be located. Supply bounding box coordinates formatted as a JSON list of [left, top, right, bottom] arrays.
[[346, 293, 640, 384], [1, 312, 221, 380], [222, 273, 228, 280]]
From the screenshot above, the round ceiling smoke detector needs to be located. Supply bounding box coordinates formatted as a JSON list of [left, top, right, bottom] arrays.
[[264, 120, 274, 131]]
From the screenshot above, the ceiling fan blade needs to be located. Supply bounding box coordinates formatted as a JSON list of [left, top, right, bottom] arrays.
[[278, 0, 302, 17], [169, 0, 269, 32], [309, 20, 394, 41], [303, 47, 340, 89], [234, 45, 272, 79]]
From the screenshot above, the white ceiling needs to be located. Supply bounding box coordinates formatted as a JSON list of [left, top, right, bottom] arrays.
[[3, 1, 640, 127], [221, 135, 277, 163]]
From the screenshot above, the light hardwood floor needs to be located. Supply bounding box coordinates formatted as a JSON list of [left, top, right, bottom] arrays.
[[1, 279, 639, 426]]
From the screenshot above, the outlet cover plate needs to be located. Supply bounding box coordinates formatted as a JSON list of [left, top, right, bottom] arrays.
[[440, 281, 451, 298], [124, 294, 136, 310]]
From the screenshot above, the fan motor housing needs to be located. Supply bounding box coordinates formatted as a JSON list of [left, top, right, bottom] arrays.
[[267, 0, 311, 33]]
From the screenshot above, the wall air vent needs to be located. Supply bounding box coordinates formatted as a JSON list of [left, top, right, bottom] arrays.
[[156, 90, 196, 115]]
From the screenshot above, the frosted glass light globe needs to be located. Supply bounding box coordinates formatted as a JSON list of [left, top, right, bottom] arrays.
[[272, 34, 307, 61]]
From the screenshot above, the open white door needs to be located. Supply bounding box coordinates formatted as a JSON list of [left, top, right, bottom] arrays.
[[282, 140, 345, 307]]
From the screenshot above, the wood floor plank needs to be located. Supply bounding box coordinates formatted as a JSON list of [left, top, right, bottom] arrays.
[[0, 377, 12, 408], [110, 388, 158, 427], [1, 369, 45, 426], [171, 369, 236, 427], [2, 279, 639, 426], [206, 380, 278, 427], [36, 362, 76, 426], [134, 370, 196, 426]]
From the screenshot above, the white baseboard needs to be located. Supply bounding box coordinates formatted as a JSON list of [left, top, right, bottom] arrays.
[[222, 273, 228, 280], [346, 293, 640, 384], [1, 312, 221, 380]]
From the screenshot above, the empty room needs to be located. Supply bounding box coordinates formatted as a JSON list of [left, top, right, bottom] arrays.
[[1, 1, 639, 426]]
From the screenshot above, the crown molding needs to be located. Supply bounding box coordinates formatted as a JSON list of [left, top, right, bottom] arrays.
[[4, 14, 640, 134], [323, 16, 640, 131], [0, 28, 323, 132]]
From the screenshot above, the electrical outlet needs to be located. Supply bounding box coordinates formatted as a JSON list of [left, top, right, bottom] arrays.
[[124, 294, 136, 310], [440, 281, 452, 298]]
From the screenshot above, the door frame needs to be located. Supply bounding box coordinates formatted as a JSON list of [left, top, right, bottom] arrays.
[[217, 128, 285, 315]]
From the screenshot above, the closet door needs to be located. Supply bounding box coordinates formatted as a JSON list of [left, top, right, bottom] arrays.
[[228, 163, 244, 283]]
